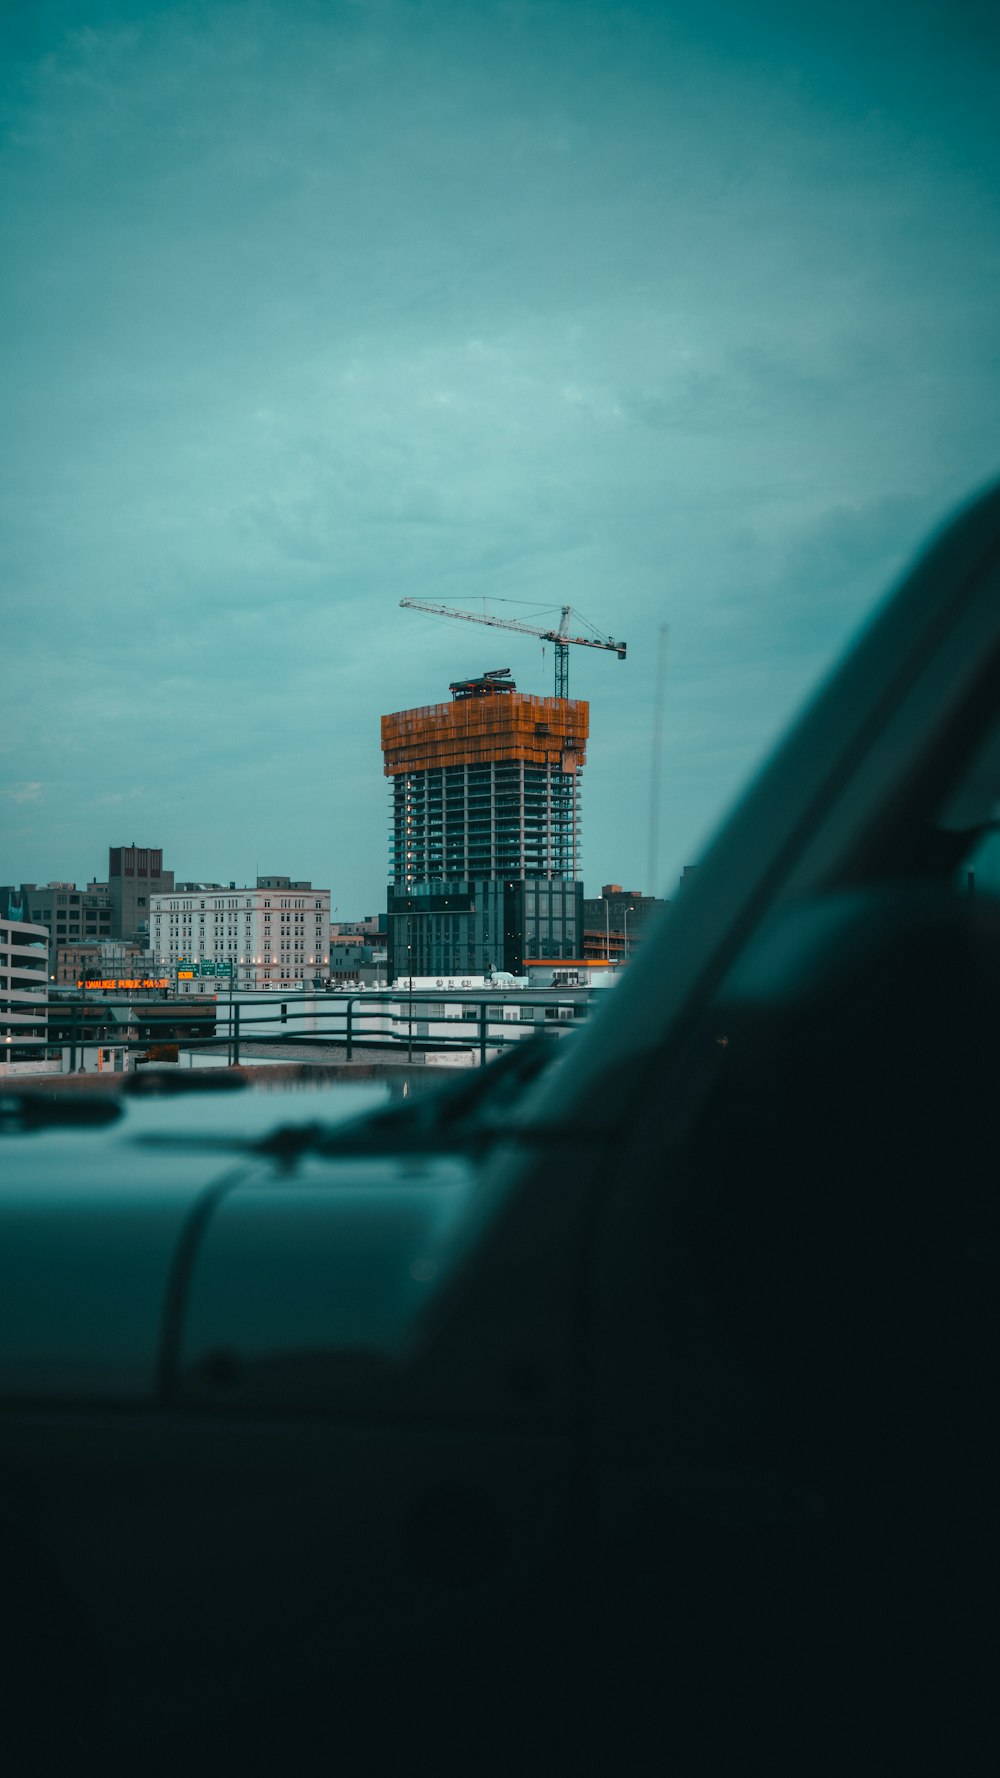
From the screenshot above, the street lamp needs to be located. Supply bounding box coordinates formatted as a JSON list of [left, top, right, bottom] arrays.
[[623, 905, 635, 963]]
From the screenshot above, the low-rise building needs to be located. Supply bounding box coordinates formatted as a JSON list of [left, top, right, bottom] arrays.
[[151, 876, 331, 993], [54, 941, 156, 989], [582, 883, 667, 964], [8, 880, 114, 967], [327, 913, 389, 986], [330, 914, 385, 941], [328, 941, 389, 988]]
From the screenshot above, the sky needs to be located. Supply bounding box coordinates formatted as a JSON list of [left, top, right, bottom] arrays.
[[1, 0, 998, 913]]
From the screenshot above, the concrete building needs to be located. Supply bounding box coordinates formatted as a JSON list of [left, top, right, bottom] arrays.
[[330, 914, 386, 942], [582, 883, 667, 964], [0, 889, 52, 1074], [109, 845, 174, 943], [11, 880, 114, 966], [327, 940, 389, 988], [326, 914, 388, 987], [381, 670, 587, 981], [151, 876, 330, 993]]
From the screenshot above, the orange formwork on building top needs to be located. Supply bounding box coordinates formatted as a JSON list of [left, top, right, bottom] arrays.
[[381, 693, 589, 776]]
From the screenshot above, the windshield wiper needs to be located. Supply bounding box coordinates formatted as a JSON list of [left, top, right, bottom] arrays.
[[132, 1030, 565, 1166]]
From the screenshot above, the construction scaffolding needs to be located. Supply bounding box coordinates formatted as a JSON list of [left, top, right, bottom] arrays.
[[381, 691, 589, 776]]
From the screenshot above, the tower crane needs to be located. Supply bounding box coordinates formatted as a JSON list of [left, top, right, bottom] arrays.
[[399, 599, 627, 700]]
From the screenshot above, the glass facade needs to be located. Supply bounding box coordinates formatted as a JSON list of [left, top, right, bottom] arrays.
[[386, 878, 583, 980]]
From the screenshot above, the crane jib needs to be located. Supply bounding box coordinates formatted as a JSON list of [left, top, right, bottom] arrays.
[[399, 599, 627, 699]]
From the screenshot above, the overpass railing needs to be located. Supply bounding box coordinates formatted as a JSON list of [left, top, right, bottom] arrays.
[[41, 987, 601, 1070]]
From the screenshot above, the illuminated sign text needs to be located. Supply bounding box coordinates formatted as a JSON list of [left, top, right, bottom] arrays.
[[76, 977, 171, 990]]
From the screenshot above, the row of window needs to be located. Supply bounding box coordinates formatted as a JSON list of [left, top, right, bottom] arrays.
[[154, 959, 330, 966], [156, 912, 323, 921], [156, 921, 324, 934], [159, 899, 326, 912]]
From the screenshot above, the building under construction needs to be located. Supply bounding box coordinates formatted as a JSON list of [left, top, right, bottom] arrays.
[[381, 670, 589, 980]]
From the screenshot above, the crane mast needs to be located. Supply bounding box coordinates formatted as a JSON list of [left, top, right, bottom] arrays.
[[399, 598, 626, 699]]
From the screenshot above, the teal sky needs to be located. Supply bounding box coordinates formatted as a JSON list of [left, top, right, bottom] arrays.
[[2, 0, 998, 911]]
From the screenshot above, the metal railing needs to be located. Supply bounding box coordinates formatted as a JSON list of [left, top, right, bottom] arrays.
[[41, 987, 600, 1071]]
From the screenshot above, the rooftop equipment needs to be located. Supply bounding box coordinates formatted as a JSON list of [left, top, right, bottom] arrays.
[[449, 668, 516, 699]]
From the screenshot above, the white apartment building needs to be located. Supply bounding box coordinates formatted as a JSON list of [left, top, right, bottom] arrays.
[[151, 877, 330, 994]]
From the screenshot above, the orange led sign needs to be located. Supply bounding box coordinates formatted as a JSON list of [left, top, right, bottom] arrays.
[[76, 977, 171, 990]]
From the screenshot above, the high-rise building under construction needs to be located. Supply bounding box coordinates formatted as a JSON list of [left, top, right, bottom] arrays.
[[381, 669, 588, 980]]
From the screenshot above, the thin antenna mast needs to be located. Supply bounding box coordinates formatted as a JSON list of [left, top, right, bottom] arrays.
[[647, 623, 669, 894]]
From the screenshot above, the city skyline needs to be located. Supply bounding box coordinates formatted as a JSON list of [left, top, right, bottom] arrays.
[[2, 1, 998, 908]]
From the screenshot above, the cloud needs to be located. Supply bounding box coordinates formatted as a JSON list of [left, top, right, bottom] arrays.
[[91, 787, 145, 806], [0, 1, 997, 904]]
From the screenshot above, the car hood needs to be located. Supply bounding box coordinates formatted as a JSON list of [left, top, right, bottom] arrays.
[[0, 1087, 475, 1410]]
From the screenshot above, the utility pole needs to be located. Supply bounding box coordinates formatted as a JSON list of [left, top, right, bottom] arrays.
[[407, 914, 414, 1065]]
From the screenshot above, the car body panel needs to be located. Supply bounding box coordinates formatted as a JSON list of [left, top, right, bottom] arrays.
[[0, 1410, 576, 1746], [0, 1085, 391, 1405], [0, 1133, 227, 1402], [176, 1155, 477, 1413]]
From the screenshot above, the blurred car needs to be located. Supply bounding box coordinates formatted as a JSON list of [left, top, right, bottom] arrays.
[[2, 479, 1000, 1775]]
